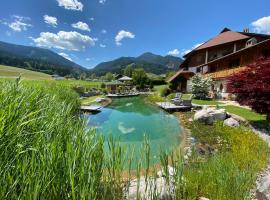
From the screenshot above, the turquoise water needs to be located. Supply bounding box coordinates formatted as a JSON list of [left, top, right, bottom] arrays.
[[86, 97, 181, 165]]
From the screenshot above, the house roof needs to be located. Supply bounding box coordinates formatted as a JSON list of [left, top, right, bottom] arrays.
[[167, 69, 195, 83], [118, 76, 132, 81], [106, 81, 124, 86], [190, 30, 250, 53], [184, 28, 270, 59]]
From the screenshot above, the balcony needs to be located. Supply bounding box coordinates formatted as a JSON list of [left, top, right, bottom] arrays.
[[204, 66, 247, 79]]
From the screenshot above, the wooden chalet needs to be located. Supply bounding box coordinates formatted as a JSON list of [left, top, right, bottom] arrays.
[[168, 28, 270, 99]]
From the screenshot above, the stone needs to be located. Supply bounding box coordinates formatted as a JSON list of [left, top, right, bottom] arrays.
[[210, 109, 227, 121], [126, 166, 176, 199], [224, 117, 240, 127], [194, 109, 214, 125], [194, 107, 227, 125], [157, 166, 175, 178], [124, 176, 174, 200], [199, 197, 210, 200]]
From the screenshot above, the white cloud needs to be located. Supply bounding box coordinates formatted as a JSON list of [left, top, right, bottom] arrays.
[[58, 52, 73, 61], [43, 15, 58, 27], [72, 21, 90, 32], [101, 29, 107, 34], [2, 15, 32, 32], [99, 0, 106, 4], [90, 17, 95, 21], [100, 44, 106, 48], [181, 43, 203, 56], [56, 0, 83, 11], [115, 30, 135, 46], [167, 49, 180, 57], [33, 31, 96, 51], [251, 16, 270, 34]]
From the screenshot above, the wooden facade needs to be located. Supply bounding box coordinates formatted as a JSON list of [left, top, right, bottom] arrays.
[[169, 28, 270, 98]]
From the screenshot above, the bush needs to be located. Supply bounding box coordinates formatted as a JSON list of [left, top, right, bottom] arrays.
[[161, 87, 172, 97], [101, 82, 106, 89], [169, 81, 178, 90], [190, 74, 212, 99], [150, 79, 166, 86]]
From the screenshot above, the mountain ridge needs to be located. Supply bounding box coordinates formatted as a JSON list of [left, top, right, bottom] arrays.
[[0, 41, 87, 77], [91, 52, 183, 76]]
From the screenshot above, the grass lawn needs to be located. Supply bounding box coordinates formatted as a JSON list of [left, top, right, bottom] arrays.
[[153, 85, 167, 95], [57, 80, 102, 88], [223, 105, 269, 130], [0, 65, 52, 80], [224, 105, 266, 122], [192, 99, 224, 106], [80, 95, 103, 105], [0, 65, 103, 89]]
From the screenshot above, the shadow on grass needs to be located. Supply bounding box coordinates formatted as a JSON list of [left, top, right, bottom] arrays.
[[250, 120, 270, 132]]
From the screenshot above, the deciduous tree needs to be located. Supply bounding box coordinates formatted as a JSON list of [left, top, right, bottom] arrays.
[[227, 58, 270, 120]]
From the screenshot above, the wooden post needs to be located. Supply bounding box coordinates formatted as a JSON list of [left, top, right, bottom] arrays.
[[234, 43, 237, 52], [205, 50, 208, 64]]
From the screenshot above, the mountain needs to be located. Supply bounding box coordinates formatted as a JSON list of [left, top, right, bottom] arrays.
[[91, 52, 183, 76], [0, 41, 87, 77]]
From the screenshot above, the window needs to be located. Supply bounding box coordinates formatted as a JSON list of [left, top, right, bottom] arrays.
[[196, 67, 201, 73]]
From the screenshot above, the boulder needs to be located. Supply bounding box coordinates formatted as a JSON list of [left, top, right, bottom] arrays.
[[194, 109, 214, 125], [211, 109, 227, 121], [126, 166, 175, 200], [199, 197, 210, 200], [157, 166, 175, 178], [124, 176, 174, 200], [194, 107, 227, 125], [224, 118, 240, 127]]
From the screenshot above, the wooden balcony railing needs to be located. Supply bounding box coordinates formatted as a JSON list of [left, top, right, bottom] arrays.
[[204, 66, 247, 79]]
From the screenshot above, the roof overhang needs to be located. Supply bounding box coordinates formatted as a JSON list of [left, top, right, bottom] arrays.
[[167, 69, 195, 83]]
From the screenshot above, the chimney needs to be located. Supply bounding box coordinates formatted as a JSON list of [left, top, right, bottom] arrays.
[[243, 28, 250, 33]]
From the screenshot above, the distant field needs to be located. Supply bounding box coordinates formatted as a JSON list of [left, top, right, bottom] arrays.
[[0, 65, 52, 80]]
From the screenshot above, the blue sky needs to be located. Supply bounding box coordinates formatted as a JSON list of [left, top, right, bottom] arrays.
[[0, 0, 270, 68]]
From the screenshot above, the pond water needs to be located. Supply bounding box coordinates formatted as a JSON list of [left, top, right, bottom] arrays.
[[86, 97, 182, 166]]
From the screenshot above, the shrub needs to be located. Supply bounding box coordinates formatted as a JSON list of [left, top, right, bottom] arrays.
[[190, 74, 212, 99], [150, 79, 166, 86], [227, 58, 270, 120], [101, 82, 106, 89], [161, 87, 172, 97], [132, 68, 149, 89]]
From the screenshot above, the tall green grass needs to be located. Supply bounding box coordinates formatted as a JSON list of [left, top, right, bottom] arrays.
[[0, 79, 268, 199], [0, 79, 106, 199]]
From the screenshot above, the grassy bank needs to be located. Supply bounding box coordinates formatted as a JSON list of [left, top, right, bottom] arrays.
[[0, 65, 52, 80], [179, 113, 269, 199], [0, 79, 268, 199]]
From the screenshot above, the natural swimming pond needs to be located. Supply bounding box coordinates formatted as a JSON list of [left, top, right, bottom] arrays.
[[86, 97, 182, 165]]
